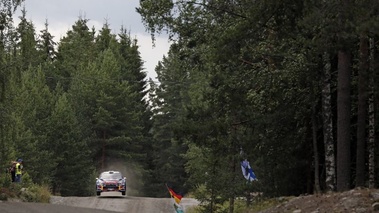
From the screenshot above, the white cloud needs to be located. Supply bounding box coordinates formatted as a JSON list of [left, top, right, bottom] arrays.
[[136, 33, 170, 81], [29, 20, 170, 82]]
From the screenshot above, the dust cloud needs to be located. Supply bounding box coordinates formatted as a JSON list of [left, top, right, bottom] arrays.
[[101, 159, 143, 196]]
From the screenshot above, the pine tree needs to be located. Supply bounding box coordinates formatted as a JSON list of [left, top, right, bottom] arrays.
[[36, 19, 56, 62], [48, 92, 95, 196], [0, 0, 23, 167], [54, 16, 96, 91], [15, 7, 39, 70], [8, 66, 55, 184]]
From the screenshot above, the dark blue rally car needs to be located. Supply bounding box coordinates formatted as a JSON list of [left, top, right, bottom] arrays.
[[96, 171, 126, 196]]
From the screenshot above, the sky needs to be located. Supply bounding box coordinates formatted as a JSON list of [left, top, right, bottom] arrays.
[[15, 0, 171, 81]]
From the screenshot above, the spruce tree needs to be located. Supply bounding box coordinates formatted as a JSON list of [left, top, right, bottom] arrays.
[[48, 92, 95, 196]]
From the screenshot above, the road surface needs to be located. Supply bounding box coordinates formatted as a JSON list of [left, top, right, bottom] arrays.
[[0, 192, 199, 213]]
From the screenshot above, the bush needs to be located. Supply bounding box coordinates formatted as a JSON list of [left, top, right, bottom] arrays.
[[0, 193, 7, 201], [0, 179, 22, 199], [20, 172, 33, 187], [186, 205, 203, 213], [0, 171, 51, 202], [0, 171, 13, 188], [20, 184, 51, 203]]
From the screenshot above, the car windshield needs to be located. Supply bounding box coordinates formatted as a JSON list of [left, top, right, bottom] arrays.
[[99, 172, 122, 180]]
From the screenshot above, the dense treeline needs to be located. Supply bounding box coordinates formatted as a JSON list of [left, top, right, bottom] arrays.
[[137, 0, 379, 212], [0, 1, 151, 196], [2, 0, 379, 212]]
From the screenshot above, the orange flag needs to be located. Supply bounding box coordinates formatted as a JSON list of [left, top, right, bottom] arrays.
[[166, 184, 183, 204]]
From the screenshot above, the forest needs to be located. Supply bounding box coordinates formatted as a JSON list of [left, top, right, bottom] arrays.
[[1, 0, 379, 212]]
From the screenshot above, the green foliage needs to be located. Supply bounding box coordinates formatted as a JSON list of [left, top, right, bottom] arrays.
[[0, 0, 151, 199], [16, 8, 40, 69], [0, 183, 21, 199], [138, 0, 347, 205], [19, 184, 51, 203], [0, 0, 24, 31], [54, 17, 96, 91], [185, 206, 202, 213], [0, 193, 7, 201], [48, 93, 95, 196], [0, 171, 13, 189], [20, 172, 33, 187], [0, 172, 51, 202], [0, 0, 378, 209], [6, 66, 56, 184], [146, 45, 192, 197]]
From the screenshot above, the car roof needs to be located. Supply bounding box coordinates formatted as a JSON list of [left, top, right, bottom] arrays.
[[101, 171, 121, 174], [99, 171, 124, 179]]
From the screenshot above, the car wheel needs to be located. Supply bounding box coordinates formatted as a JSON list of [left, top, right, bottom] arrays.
[[96, 191, 101, 196], [122, 191, 126, 196]]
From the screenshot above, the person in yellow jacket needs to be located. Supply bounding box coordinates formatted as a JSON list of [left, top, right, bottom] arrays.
[[13, 159, 23, 183]]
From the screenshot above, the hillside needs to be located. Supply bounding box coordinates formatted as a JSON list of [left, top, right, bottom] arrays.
[[258, 188, 379, 213]]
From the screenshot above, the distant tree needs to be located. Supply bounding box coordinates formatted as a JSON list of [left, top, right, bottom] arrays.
[[336, 0, 354, 192], [48, 92, 95, 196], [95, 21, 117, 53], [8, 66, 55, 184], [116, 27, 152, 195], [355, 33, 369, 187], [36, 19, 57, 90], [147, 45, 191, 197], [0, 0, 23, 31], [54, 17, 96, 91], [368, 37, 377, 189], [322, 52, 336, 192], [15, 7, 39, 71], [139, 0, 321, 203], [68, 46, 148, 195], [0, 0, 23, 170], [36, 19, 56, 62]]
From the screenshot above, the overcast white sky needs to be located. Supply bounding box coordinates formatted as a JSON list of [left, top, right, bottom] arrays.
[[15, 0, 170, 81]]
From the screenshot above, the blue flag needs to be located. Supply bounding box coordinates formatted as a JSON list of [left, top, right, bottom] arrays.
[[241, 159, 258, 182], [174, 202, 184, 213]]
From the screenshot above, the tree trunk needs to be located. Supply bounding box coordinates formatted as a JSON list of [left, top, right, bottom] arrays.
[[312, 103, 321, 194], [356, 33, 369, 187], [311, 89, 321, 194], [229, 136, 236, 213], [368, 84, 375, 188], [336, 50, 352, 192], [229, 197, 235, 213], [368, 37, 376, 188], [322, 52, 336, 192], [102, 130, 106, 171]]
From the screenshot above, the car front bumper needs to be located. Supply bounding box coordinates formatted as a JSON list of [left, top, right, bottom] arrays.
[[97, 184, 126, 192]]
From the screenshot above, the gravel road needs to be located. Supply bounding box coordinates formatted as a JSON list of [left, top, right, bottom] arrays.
[[0, 192, 200, 213]]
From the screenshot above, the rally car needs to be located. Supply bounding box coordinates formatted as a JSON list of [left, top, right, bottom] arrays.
[[96, 171, 126, 196]]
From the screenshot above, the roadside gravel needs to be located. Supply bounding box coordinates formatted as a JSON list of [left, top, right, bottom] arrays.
[[0, 192, 200, 213]]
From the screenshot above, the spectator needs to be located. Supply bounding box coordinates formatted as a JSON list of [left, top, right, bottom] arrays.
[[9, 161, 16, 182], [14, 159, 23, 183]]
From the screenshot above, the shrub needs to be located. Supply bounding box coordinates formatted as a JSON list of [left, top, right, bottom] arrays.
[[0, 171, 13, 188], [186, 205, 203, 213], [20, 172, 33, 187], [20, 184, 51, 203], [0, 193, 7, 201]]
